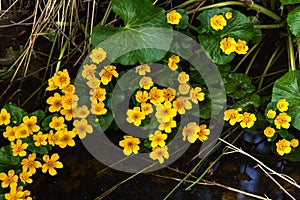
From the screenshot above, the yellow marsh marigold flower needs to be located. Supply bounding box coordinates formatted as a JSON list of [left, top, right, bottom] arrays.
[[150, 146, 169, 164], [235, 39, 248, 55], [82, 64, 96, 79], [42, 153, 63, 176], [155, 101, 177, 123], [264, 126, 275, 138], [18, 186, 32, 200], [141, 103, 153, 115], [177, 71, 190, 83], [60, 108, 73, 121], [89, 47, 106, 64], [210, 15, 227, 31], [5, 186, 24, 200], [18, 187, 31, 200], [0, 170, 18, 188], [136, 63, 151, 75], [274, 112, 291, 129], [99, 65, 119, 85], [57, 128, 76, 148], [163, 87, 176, 102], [149, 87, 165, 105], [46, 77, 57, 91], [15, 124, 30, 139], [290, 139, 299, 148], [90, 87, 106, 102], [158, 118, 176, 133], [48, 130, 60, 146], [173, 97, 192, 115], [220, 37, 236, 55], [240, 112, 256, 128], [19, 171, 33, 184], [73, 105, 90, 119], [33, 131, 48, 147], [276, 139, 291, 156], [49, 116, 65, 131], [197, 124, 210, 142], [52, 69, 70, 89], [23, 116, 40, 133], [190, 87, 205, 104], [135, 91, 149, 103], [87, 77, 101, 89], [73, 119, 93, 139], [11, 139, 28, 157], [139, 76, 153, 90], [0, 108, 10, 125], [178, 83, 190, 95], [62, 94, 78, 110], [182, 122, 199, 143], [46, 92, 62, 113], [3, 126, 16, 142], [167, 10, 182, 25], [21, 153, 42, 174], [119, 135, 140, 156], [149, 130, 168, 148], [168, 55, 180, 71], [62, 84, 75, 95], [225, 12, 232, 20], [223, 109, 243, 126], [276, 99, 289, 112], [91, 102, 107, 115], [266, 109, 276, 119], [126, 107, 145, 126]]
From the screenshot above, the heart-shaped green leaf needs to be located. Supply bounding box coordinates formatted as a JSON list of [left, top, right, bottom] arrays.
[[288, 6, 300, 37], [92, 0, 172, 65], [197, 8, 254, 65], [272, 70, 300, 130], [225, 73, 256, 99]]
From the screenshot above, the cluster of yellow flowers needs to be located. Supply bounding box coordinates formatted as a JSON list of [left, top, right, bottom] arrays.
[[209, 12, 249, 55], [0, 108, 65, 200], [120, 55, 209, 164], [167, 10, 182, 25], [263, 99, 298, 156], [223, 108, 257, 128]]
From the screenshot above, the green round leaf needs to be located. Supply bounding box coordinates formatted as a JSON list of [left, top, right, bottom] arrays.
[[91, 0, 172, 65], [4, 103, 27, 125], [225, 73, 256, 99], [288, 6, 300, 37], [272, 70, 300, 130], [196, 8, 254, 64]]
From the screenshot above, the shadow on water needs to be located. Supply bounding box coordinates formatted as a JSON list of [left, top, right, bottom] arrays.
[[29, 131, 300, 200]]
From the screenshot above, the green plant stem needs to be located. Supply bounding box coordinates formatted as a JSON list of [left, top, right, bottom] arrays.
[[187, 23, 199, 32], [245, 44, 263, 75], [288, 34, 296, 71], [258, 44, 283, 90], [233, 42, 260, 72], [95, 162, 157, 200], [55, 30, 74, 73], [163, 127, 238, 200], [101, 1, 112, 25], [186, 1, 281, 21], [177, 0, 204, 9], [254, 22, 285, 29], [185, 130, 244, 190], [297, 38, 300, 68]]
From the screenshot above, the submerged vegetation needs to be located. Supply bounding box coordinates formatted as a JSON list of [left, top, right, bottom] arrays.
[[1, 0, 300, 199]]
